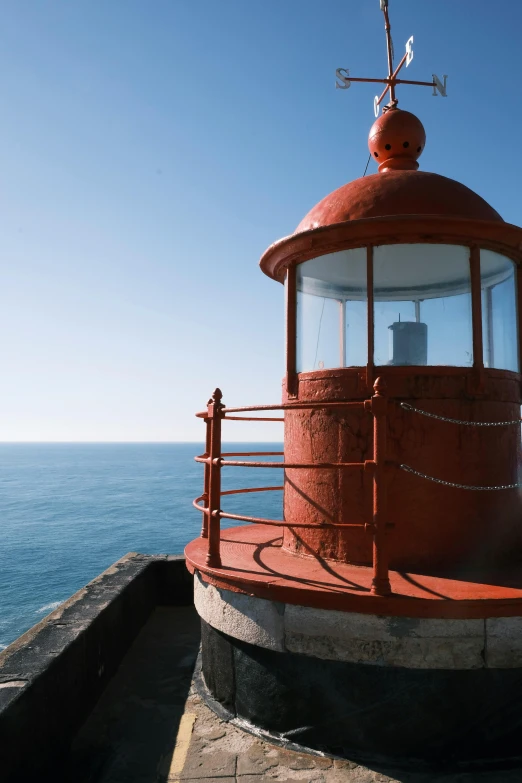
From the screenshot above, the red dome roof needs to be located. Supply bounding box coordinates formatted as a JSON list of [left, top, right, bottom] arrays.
[[295, 170, 503, 234]]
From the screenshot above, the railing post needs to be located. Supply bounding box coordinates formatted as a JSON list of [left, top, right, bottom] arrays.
[[200, 415, 212, 538], [371, 377, 391, 596], [206, 388, 223, 568]]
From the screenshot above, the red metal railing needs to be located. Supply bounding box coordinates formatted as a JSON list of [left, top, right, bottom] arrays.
[[192, 378, 391, 596]]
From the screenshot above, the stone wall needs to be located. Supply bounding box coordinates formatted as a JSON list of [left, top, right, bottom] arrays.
[[0, 553, 192, 781]]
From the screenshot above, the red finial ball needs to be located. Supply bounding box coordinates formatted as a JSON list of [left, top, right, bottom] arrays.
[[368, 108, 426, 173]]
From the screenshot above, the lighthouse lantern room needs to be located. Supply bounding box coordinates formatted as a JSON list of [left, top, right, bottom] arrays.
[[186, 1, 522, 767]]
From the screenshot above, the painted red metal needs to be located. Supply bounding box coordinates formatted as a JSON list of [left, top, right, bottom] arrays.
[[185, 524, 522, 619], [212, 459, 365, 469], [261, 216, 522, 283], [366, 246, 374, 391], [220, 486, 284, 497], [289, 111, 501, 236], [369, 377, 390, 596], [188, 104, 522, 616], [200, 417, 211, 539], [293, 174, 502, 236], [206, 389, 223, 568], [194, 389, 388, 583], [368, 108, 425, 171], [282, 366, 521, 572], [285, 265, 297, 397]]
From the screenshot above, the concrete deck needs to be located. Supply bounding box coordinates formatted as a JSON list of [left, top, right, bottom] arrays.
[[62, 606, 522, 783]]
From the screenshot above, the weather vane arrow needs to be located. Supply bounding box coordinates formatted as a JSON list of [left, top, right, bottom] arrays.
[[335, 0, 448, 116]]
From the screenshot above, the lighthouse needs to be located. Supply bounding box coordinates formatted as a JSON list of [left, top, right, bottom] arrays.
[[186, 1, 522, 767]]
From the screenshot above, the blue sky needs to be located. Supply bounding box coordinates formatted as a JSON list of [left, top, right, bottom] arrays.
[[0, 0, 520, 441]]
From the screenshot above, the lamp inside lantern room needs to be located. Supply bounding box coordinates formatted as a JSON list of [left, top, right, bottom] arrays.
[[296, 244, 519, 372]]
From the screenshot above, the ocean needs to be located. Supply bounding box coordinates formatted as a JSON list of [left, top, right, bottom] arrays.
[[0, 443, 283, 650]]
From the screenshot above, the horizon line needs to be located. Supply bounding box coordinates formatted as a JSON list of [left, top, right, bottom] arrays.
[[0, 440, 285, 444]]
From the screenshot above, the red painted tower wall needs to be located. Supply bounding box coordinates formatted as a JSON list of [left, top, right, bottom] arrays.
[[283, 368, 522, 571]]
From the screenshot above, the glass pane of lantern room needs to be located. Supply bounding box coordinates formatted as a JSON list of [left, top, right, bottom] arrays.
[[481, 250, 519, 372], [296, 248, 367, 372], [373, 244, 473, 367], [296, 294, 340, 371]]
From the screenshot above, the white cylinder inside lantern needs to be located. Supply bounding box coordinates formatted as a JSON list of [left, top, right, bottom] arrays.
[[296, 244, 516, 371]]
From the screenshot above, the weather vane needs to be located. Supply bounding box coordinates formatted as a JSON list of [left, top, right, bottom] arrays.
[[335, 0, 447, 116]]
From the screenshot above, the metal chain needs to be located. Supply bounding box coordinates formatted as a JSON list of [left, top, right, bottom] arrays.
[[400, 402, 522, 427], [400, 463, 522, 491]]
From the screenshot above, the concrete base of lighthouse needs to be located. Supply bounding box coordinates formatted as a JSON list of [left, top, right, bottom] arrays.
[[186, 525, 522, 767], [192, 571, 522, 767]]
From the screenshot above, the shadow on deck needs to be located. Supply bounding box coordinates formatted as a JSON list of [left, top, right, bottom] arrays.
[[3, 554, 522, 783], [66, 606, 200, 783]]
